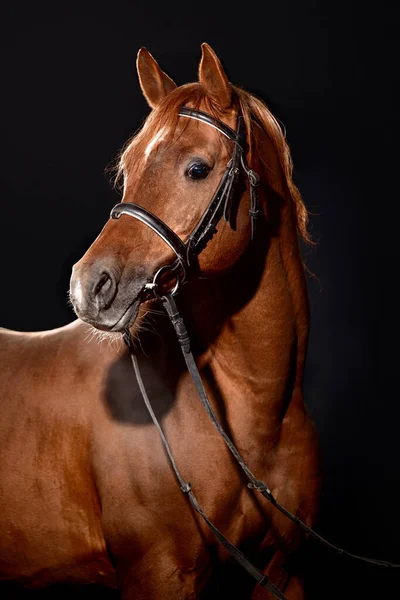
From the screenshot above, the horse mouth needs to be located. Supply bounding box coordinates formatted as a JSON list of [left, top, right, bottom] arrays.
[[108, 298, 142, 332], [79, 270, 178, 333], [97, 287, 156, 333]]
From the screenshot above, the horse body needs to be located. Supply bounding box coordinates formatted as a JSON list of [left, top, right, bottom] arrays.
[[0, 44, 321, 598]]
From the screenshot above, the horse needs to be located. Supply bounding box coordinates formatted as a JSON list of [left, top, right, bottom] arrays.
[[0, 44, 322, 599]]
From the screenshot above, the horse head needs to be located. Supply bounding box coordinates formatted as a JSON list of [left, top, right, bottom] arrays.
[[69, 44, 307, 333]]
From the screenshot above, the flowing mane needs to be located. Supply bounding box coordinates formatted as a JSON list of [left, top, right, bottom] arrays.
[[114, 82, 310, 243]]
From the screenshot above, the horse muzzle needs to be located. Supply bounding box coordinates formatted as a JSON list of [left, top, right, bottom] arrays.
[[69, 259, 147, 332]]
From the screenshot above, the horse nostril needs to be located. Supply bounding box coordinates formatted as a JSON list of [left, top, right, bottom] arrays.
[[94, 272, 111, 296], [92, 271, 117, 310]]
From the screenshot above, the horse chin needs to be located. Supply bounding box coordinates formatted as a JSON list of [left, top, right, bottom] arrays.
[[81, 298, 142, 334]]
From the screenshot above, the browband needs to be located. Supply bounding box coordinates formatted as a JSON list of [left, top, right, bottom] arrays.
[[179, 106, 243, 146]]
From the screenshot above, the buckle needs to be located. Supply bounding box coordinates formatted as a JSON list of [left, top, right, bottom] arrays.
[[248, 170, 260, 187]]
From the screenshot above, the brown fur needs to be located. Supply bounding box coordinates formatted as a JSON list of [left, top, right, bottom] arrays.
[[0, 44, 321, 599]]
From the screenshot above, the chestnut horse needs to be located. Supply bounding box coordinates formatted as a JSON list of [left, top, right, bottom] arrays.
[[0, 44, 321, 599]]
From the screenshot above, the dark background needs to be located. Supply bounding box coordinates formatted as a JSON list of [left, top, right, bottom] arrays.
[[1, 2, 399, 598]]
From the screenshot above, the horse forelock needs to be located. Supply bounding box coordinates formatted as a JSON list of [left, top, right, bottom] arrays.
[[110, 82, 310, 243]]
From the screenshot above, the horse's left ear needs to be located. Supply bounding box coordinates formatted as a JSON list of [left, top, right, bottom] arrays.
[[198, 43, 231, 109], [136, 47, 177, 109]]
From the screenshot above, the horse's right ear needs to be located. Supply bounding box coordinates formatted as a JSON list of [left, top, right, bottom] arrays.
[[198, 43, 231, 109], [136, 48, 177, 109]]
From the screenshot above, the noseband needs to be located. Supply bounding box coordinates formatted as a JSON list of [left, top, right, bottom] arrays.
[[110, 107, 260, 295]]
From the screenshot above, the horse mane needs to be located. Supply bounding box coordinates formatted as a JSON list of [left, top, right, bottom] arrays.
[[114, 83, 310, 243]]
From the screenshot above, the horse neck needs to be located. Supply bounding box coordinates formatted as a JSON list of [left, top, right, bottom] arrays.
[[182, 185, 309, 423]]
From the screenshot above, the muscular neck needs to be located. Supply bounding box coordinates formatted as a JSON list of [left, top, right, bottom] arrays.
[[181, 202, 309, 433]]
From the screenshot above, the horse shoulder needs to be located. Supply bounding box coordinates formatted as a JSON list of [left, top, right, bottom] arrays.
[[0, 320, 119, 588]]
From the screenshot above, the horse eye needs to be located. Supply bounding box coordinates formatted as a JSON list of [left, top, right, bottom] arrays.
[[186, 162, 210, 180]]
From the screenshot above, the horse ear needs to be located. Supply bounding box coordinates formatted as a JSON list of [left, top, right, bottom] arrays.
[[198, 43, 231, 109], [136, 47, 177, 109]]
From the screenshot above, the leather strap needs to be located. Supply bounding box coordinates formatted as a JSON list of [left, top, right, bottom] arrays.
[[152, 294, 400, 570], [123, 328, 288, 600], [179, 106, 241, 143], [185, 159, 236, 259], [111, 203, 187, 278]]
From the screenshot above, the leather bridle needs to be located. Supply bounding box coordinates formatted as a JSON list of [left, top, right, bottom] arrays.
[[108, 107, 400, 599], [110, 107, 260, 295]]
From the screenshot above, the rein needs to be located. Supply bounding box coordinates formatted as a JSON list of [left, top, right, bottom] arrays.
[[111, 107, 400, 598]]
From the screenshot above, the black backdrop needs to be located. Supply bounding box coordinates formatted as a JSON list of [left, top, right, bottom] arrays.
[[1, 3, 399, 599]]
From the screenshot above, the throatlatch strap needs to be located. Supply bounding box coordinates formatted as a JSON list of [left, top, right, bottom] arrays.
[[122, 330, 288, 600]]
